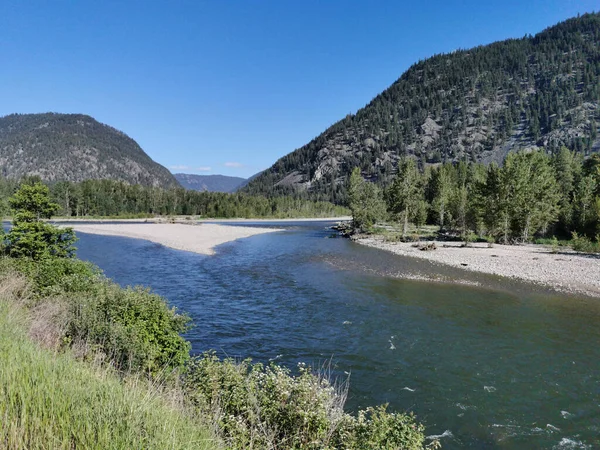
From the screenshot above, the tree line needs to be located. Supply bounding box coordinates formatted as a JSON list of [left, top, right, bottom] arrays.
[[0, 176, 348, 219], [349, 148, 600, 244]]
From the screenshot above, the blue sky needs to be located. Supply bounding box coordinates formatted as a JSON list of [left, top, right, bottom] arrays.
[[0, 1, 598, 178]]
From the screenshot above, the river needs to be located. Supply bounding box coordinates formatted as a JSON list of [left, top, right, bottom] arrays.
[[74, 220, 600, 449]]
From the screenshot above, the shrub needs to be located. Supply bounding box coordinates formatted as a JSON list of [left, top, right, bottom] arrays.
[[550, 235, 559, 253], [66, 284, 192, 374], [183, 352, 431, 449], [8, 256, 101, 298], [0, 256, 191, 375], [571, 231, 600, 253]]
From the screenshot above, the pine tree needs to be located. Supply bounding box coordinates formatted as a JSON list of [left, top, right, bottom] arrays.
[[4, 183, 77, 260]]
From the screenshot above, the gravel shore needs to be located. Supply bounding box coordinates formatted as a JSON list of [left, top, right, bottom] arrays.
[[356, 236, 600, 297], [67, 223, 280, 255]]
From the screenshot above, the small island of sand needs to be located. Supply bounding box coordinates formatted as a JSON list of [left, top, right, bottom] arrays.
[[67, 223, 280, 255]]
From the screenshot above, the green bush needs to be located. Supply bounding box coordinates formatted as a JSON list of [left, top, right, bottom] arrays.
[[0, 256, 191, 375], [67, 284, 192, 373], [570, 232, 600, 253], [183, 352, 432, 450], [7, 256, 101, 297]]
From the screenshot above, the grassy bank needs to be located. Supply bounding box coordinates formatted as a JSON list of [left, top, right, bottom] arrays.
[[0, 279, 218, 450], [0, 258, 434, 449]]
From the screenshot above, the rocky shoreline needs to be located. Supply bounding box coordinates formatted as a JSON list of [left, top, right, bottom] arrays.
[[354, 235, 600, 298]]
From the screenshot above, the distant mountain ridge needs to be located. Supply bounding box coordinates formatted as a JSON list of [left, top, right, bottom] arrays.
[[174, 173, 246, 192], [243, 13, 600, 203], [0, 113, 178, 188]]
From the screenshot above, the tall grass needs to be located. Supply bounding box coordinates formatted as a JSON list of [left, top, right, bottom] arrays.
[[0, 292, 219, 450]]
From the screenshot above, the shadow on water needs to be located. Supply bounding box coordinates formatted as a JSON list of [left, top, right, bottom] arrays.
[[75, 221, 600, 449]]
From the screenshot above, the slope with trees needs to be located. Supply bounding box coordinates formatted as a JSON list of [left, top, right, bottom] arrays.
[[244, 13, 600, 203], [0, 113, 179, 188], [174, 173, 247, 193]]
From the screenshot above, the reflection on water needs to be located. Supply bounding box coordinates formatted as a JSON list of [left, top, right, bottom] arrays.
[[75, 221, 600, 449]]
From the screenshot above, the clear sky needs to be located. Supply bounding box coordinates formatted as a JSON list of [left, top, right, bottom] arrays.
[[0, 1, 598, 178]]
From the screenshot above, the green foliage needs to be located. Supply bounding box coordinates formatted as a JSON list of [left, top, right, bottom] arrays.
[[570, 231, 600, 253], [501, 150, 560, 241], [387, 158, 423, 237], [351, 405, 435, 450], [429, 164, 454, 229], [0, 299, 217, 450], [8, 256, 101, 297], [340, 148, 600, 244], [348, 168, 386, 230], [44, 177, 349, 219], [550, 235, 559, 253], [68, 284, 192, 373], [183, 352, 430, 450], [5, 221, 77, 260], [0, 256, 191, 374], [344, 149, 600, 243], [9, 182, 59, 220], [4, 182, 77, 260]]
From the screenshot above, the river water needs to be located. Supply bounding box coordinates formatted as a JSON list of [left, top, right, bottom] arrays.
[[74, 221, 600, 449]]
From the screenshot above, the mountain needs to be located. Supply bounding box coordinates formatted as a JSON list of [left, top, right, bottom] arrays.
[[0, 113, 179, 188], [174, 173, 246, 192], [244, 13, 600, 203], [234, 171, 263, 191]]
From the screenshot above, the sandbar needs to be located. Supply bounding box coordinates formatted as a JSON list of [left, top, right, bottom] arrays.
[[67, 223, 280, 255]]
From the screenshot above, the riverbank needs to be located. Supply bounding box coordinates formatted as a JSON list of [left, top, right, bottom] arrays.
[[66, 223, 280, 255], [355, 236, 600, 297], [199, 216, 352, 222], [51, 216, 351, 223]]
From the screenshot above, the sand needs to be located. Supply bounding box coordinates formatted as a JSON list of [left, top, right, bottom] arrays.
[[67, 223, 280, 255], [356, 236, 600, 297]]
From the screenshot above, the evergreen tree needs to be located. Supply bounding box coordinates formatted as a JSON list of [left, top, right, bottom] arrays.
[[4, 183, 77, 260]]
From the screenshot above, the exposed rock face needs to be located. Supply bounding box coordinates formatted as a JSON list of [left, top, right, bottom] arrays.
[[0, 113, 178, 188]]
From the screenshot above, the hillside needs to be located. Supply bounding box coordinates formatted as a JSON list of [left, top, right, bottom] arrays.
[[174, 173, 246, 192], [244, 13, 600, 203], [0, 113, 179, 188]]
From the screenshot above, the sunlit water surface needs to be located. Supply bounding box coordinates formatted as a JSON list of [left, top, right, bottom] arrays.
[[74, 221, 600, 449]]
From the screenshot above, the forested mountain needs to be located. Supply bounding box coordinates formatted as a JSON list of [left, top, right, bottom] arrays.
[[0, 113, 178, 188], [174, 173, 246, 192], [235, 171, 263, 191], [244, 13, 600, 203]]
